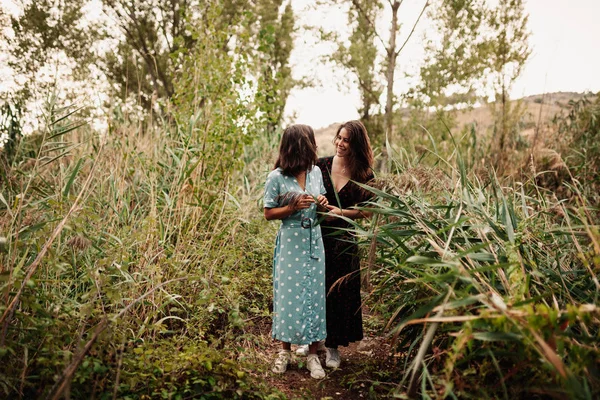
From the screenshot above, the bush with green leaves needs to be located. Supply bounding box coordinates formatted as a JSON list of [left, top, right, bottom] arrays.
[[0, 23, 280, 394], [0, 97, 275, 397]]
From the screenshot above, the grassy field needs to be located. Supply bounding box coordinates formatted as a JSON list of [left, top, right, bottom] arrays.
[[0, 92, 598, 399]]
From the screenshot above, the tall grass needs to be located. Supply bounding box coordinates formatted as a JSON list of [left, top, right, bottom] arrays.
[[2, 87, 598, 399], [0, 96, 279, 398], [358, 140, 599, 398]]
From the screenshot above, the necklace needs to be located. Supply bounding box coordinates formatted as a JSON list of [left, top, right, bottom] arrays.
[[335, 156, 347, 174]]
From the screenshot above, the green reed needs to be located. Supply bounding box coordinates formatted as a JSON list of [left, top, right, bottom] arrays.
[[351, 140, 599, 398]]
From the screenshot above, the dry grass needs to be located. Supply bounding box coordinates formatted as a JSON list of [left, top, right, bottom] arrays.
[[371, 166, 452, 196]]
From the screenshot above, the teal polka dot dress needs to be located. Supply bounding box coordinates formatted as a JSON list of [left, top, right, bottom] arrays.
[[263, 166, 327, 344]]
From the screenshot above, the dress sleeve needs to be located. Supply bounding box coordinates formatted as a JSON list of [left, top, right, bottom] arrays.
[[263, 171, 280, 208], [317, 167, 327, 196]]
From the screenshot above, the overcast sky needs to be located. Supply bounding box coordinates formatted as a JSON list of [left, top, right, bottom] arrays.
[[1, 0, 599, 133], [286, 0, 600, 129]]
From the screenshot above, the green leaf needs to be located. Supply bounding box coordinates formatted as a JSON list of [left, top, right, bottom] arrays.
[[407, 255, 459, 267], [501, 197, 515, 244], [445, 295, 485, 310], [472, 332, 521, 342], [47, 121, 87, 140], [63, 157, 85, 198], [0, 192, 11, 216], [467, 252, 497, 262]]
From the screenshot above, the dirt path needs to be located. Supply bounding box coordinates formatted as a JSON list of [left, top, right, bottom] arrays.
[[261, 333, 399, 399]]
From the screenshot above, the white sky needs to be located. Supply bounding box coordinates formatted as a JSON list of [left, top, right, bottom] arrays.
[[285, 0, 600, 129], [1, 0, 599, 132]]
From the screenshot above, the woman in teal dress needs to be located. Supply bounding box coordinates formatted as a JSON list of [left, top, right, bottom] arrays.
[[263, 124, 329, 379]]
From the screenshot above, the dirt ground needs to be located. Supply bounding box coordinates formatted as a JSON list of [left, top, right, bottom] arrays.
[[262, 336, 399, 399], [251, 299, 404, 400]]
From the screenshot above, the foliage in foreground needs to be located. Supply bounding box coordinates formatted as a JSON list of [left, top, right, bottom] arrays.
[[0, 91, 279, 398], [1, 89, 599, 400], [358, 147, 599, 398]]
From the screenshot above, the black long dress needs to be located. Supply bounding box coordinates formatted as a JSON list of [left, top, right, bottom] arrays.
[[316, 157, 374, 348]]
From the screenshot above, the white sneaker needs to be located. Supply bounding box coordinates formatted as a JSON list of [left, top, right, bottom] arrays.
[[296, 342, 326, 356], [307, 354, 326, 379], [272, 350, 291, 374], [325, 347, 341, 368]]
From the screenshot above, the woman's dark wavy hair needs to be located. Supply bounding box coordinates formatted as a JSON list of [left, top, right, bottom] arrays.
[[334, 120, 373, 183], [275, 124, 318, 176]]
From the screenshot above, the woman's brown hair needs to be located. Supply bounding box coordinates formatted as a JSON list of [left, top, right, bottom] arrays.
[[275, 124, 318, 176], [334, 120, 373, 183]]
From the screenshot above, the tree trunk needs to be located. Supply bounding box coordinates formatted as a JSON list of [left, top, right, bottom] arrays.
[[496, 47, 509, 171], [383, 1, 400, 169]]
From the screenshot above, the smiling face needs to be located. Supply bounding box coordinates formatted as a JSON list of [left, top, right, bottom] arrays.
[[331, 120, 374, 182], [334, 128, 351, 158]]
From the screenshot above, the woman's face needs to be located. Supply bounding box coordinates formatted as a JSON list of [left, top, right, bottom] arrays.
[[334, 128, 351, 158]]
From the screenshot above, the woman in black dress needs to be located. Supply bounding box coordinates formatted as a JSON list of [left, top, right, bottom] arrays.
[[318, 120, 374, 368]]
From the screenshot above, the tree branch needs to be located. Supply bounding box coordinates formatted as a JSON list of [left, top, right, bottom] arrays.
[[357, 78, 381, 104], [350, 0, 387, 50], [395, 0, 428, 57]]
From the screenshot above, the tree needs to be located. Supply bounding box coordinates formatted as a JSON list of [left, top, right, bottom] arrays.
[[5, 0, 99, 102], [3, 0, 297, 129], [254, 0, 296, 136], [330, 0, 383, 142], [350, 0, 429, 140], [401, 0, 491, 164], [383, 0, 400, 141], [415, 0, 530, 168], [323, 0, 429, 165], [100, 0, 191, 112], [412, 0, 489, 108], [486, 0, 530, 163], [100, 0, 257, 114], [169, 1, 283, 208], [5, 0, 190, 115]]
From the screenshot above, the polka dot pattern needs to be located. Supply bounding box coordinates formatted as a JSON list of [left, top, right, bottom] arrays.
[[264, 166, 328, 344]]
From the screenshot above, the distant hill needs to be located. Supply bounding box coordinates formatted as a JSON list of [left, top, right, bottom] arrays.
[[314, 92, 592, 155], [454, 91, 590, 143], [315, 123, 340, 157], [455, 91, 587, 129]]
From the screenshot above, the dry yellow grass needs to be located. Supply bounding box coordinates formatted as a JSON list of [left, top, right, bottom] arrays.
[[454, 92, 583, 133]]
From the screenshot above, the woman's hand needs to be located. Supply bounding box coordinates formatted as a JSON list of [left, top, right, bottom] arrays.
[[325, 205, 343, 221], [315, 195, 328, 212], [294, 194, 315, 210], [324, 205, 371, 220], [264, 195, 314, 221]]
